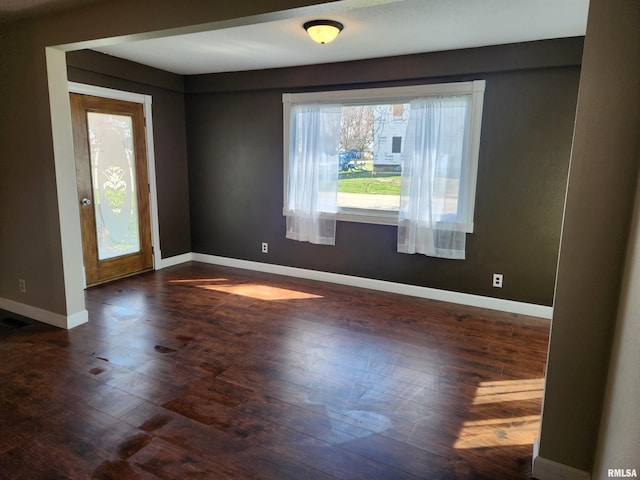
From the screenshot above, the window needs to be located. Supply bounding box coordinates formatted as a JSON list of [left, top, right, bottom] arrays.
[[391, 136, 402, 154], [283, 81, 485, 233]]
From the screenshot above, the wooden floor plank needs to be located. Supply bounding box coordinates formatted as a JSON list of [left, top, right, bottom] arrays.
[[0, 262, 550, 479]]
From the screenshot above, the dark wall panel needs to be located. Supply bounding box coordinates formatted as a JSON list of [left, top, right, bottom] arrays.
[[67, 51, 191, 259], [185, 40, 581, 306]]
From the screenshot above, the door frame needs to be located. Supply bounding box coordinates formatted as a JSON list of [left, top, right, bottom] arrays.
[[68, 82, 162, 286]]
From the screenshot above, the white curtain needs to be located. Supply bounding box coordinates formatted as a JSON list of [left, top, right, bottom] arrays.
[[285, 103, 342, 245], [398, 95, 471, 259]]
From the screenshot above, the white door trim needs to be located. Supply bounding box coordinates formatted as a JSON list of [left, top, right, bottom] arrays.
[[67, 82, 162, 273]]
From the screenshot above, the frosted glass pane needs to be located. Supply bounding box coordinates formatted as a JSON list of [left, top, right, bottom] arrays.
[[87, 112, 140, 260]]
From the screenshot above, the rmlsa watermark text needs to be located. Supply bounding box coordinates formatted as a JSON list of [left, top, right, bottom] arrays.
[[609, 469, 638, 478]]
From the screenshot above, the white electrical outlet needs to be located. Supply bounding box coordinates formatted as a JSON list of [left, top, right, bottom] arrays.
[[19, 279, 26, 293], [492, 274, 503, 288], [261, 242, 269, 254]]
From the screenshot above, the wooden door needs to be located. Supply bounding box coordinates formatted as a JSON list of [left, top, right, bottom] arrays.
[[70, 93, 153, 286]]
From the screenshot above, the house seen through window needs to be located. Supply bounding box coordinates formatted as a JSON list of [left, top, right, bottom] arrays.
[[283, 81, 486, 231], [337, 103, 409, 212]]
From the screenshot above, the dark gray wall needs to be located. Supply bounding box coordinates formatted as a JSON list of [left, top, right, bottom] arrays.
[[66, 51, 191, 259], [539, 0, 640, 472], [185, 39, 582, 306]]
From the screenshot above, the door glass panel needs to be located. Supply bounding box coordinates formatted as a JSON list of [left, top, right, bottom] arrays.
[[87, 112, 140, 260]]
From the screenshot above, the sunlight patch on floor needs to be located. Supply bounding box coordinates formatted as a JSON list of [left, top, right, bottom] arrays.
[[170, 278, 323, 300], [170, 278, 229, 283], [201, 283, 323, 301], [454, 415, 540, 449], [471, 378, 544, 405], [455, 378, 545, 449]]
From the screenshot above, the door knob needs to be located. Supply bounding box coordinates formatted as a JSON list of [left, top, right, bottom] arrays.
[[81, 198, 92, 206]]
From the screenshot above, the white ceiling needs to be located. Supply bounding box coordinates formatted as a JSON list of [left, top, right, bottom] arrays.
[[0, 0, 589, 73], [93, 0, 590, 76]]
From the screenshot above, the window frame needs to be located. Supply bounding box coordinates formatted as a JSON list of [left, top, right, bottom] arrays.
[[282, 80, 486, 232]]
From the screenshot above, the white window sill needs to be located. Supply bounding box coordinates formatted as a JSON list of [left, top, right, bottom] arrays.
[[283, 207, 474, 232]]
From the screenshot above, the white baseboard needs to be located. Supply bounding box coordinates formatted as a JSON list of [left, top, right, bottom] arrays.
[[66, 309, 89, 329], [156, 252, 193, 269], [532, 439, 591, 480], [0, 297, 88, 330], [190, 253, 553, 319], [1, 252, 552, 329]]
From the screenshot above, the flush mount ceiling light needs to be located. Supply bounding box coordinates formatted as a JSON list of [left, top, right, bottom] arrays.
[[303, 20, 344, 44]]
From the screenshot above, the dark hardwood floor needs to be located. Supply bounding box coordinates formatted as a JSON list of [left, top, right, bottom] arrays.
[[0, 262, 549, 479]]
